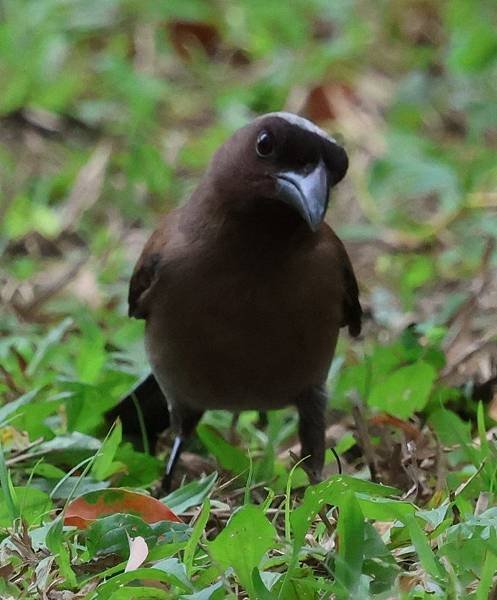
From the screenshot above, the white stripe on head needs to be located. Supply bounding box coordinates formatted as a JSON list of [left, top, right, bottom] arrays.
[[256, 112, 336, 143]]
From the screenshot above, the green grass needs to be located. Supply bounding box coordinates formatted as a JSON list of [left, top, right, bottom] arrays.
[[1, 0, 497, 597]]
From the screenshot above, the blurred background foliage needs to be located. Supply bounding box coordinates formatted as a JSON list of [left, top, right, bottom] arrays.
[[1, 0, 497, 465], [1, 0, 497, 596], [1, 0, 496, 398]]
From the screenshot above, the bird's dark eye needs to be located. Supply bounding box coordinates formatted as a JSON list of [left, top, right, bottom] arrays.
[[256, 130, 275, 157]]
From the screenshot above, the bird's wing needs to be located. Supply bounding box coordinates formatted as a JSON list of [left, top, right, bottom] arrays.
[[334, 235, 362, 337], [128, 214, 175, 319]]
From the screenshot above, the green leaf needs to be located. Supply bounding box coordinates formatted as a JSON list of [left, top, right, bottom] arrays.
[[0, 486, 52, 528], [27, 318, 73, 376], [153, 557, 192, 589], [291, 476, 398, 552], [0, 389, 40, 427], [46, 517, 77, 588], [31, 476, 109, 500], [362, 523, 398, 594], [91, 420, 122, 481], [183, 499, 210, 577], [74, 314, 107, 384], [368, 361, 436, 418], [405, 514, 444, 581], [33, 432, 101, 466], [197, 424, 249, 475], [94, 565, 191, 599], [30, 462, 67, 480], [179, 581, 224, 600], [0, 443, 18, 523], [429, 408, 480, 467], [448, 21, 497, 73], [115, 443, 163, 488], [335, 491, 365, 599], [162, 472, 217, 514], [252, 568, 277, 599], [108, 587, 169, 599], [209, 504, 276, 598], [85, 513, 189, 558]]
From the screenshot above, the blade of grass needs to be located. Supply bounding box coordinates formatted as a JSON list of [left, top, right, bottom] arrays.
[[130, 392, 149, 455], [244, 449, 254, 505], [0, 442, 18, 523], [335, 491, 365, 599], [46, 516, 77, 588], [284, 457, 306, 542], [476, 548, 497, 600], [183, 498, 210, 577]]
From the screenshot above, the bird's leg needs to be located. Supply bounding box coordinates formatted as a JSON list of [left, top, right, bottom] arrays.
[[296, 385, 327, 484], [162, 435, 184, 493], [256, 411, 268, 429], [229, 412, 240, 444], [161, 407, 203, 493]]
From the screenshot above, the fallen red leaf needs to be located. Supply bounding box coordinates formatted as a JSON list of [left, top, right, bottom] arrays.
[[369, 414, 421, 441], [303, 82, 358, 123], [167, 20, 220, 60], [64, 488, 182, 529]]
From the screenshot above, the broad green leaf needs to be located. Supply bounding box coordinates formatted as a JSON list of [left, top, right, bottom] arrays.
[[64, 382, 112, 433], [153, 557, 192, 590], [197, 424, 249, 475], [355, 495, 416, 522], [291, 476, 398, 552], [85, 513, 189, 558], [252, 568, 277, 599], [368, 361, 436, 418], [429, 408, 480, 467], [209, 504, 276, 598], [0, 389, 40, 427], [362, 523, 398, 594], [179, 581, 224, 600], [115, 443, 163, 488], [448, 19, 497, 73], [0, 486, 52, 528]]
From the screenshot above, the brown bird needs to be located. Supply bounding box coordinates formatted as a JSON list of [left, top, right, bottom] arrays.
[[110, 112, 362, 491]]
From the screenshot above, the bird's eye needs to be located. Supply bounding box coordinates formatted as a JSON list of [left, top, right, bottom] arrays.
[[256, 130, 275, 157]]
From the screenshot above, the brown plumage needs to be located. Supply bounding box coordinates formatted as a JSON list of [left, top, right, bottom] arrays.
[[112, 112, 361, 490]]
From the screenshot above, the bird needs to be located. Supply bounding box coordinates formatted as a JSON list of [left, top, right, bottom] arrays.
[[109, 112, 362, 491]]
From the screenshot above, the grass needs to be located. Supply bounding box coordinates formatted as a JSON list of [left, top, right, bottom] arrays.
[[1, 0, 497, 597]]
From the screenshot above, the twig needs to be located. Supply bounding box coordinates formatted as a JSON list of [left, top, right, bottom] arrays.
[[352, 405, 379, 482], [60, 142, 112, 232], [5, 438, 44, 467], [12, 253, 89, 319]]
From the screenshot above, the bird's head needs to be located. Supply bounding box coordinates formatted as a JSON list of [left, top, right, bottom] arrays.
[[206, 112, 349, 232]]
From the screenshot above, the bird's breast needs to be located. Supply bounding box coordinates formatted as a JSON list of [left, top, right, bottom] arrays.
[[145, 246, 343, 411]]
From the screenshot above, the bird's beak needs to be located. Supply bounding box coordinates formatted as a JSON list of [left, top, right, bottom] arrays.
[[275, 160, 330, 231]]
